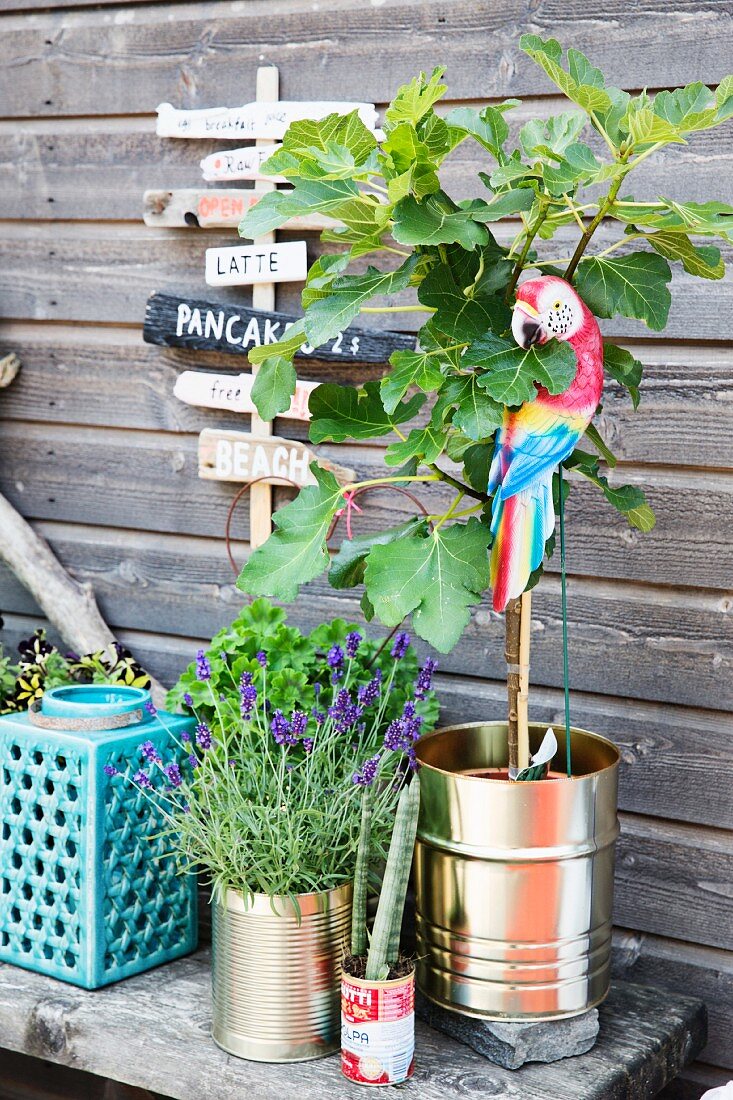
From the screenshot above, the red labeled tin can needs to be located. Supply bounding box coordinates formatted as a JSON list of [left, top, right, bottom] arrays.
[[341, 969, 415, 1085]]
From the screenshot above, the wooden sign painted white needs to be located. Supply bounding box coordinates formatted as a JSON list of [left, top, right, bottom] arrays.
[[156, 101, 380, 140], [198, 429, 354, 487], [143, 189, 340, 230], [205, 241, 307, 287], [200, 146, 285, 182], [174, 370, 316, 422]]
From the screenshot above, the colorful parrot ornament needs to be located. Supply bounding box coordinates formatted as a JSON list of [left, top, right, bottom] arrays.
[[489, 275, 604, 612]]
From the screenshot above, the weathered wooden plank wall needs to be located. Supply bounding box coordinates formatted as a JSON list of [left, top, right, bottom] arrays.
[[0, 2, 730, 1093]]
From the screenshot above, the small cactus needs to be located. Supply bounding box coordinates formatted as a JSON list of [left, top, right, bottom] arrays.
[[364, 778, 420, 981]]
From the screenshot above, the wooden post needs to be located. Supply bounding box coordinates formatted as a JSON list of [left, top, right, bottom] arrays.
[[506, 592, 532, 773], [249, 64, 279, 549]]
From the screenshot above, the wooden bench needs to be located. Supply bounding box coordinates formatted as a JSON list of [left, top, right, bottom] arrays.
[[0, 950, 706, 1099]]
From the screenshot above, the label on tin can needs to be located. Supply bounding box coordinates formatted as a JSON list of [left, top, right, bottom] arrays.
[[341, 973, 415, 1085]]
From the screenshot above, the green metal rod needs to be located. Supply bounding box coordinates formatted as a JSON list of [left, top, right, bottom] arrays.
[[558, 464, 572, 777]]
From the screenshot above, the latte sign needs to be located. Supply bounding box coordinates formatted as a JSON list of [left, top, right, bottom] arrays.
[[205, 241, 307, 287], [198, 429, 354, 488], [174, 369, 316, 422], [200, 146, 284, 182], [156, 100, 380, 140]]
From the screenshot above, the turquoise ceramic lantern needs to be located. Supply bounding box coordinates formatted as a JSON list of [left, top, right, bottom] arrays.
[[0, 684, 197, 989]]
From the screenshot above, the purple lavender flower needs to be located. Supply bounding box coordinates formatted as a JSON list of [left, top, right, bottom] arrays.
[[313, 681, 322, 697], [165, 763, 183, 788], [196, 650, 211, 681], [327, 644, 344, 669], [290, 710, 308, 737], [346, 631, 362, 659], [182, 803, 191, 814], [195, 722, 212, 750], [183, 692, 193, 707], [133, 769, 153, 790], [312, 708, 326, 726], [407, 748, 419, 772], [358, 675, 381, 708], [181, 730, 191, 743], [414, 657, 437, 699], [145, 700, 157, 715], [256, 650, 267, 668], [103, 764, 118, 778], [353, 753, 381, 787], [271, 709, 294, 746], [188, 754, 198, 769], [303, 738, 314, 754], [139, 740, 161, 764], [391, 631, 410, 660], [384, 718, 406, 752], [239, 671, 258, 720], [328, 689, 363, 733]]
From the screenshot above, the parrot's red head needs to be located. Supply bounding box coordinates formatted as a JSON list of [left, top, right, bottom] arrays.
[[512, 275, 590, 350]]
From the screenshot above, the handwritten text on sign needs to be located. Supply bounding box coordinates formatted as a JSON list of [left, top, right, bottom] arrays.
[[142, 189, 339, 230], [143, 292, 418, 364], [205, 242, 307, 287], [156, 101, 380, 140], [174, 370, 316, 422], [198, 429, 354, 487], [200, 146, 284, 182]]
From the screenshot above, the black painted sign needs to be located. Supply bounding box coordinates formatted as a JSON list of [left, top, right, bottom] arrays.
[[143, 292, 417, 364]]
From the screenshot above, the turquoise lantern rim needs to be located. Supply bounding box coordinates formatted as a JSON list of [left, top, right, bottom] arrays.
[[40, 684, 151, 719]]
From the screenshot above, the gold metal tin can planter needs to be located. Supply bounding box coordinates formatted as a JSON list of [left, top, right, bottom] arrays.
[[414, 722, 620, 1022], [211, 884, 352, 1062], [341, 969, 415, 1085]]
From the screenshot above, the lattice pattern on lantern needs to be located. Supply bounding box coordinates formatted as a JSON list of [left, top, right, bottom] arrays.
[[0, 690, 197, 989], [101, 745, 193, 978], [0, 738, 84, 977]]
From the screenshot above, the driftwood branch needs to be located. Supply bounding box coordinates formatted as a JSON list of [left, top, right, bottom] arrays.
[[0, 492, 166, 706]]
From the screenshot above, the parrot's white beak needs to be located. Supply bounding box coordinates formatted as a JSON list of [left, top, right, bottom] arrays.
[[512, 300, 545, 350]]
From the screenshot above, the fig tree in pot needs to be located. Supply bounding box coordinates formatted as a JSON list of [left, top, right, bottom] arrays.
[[238, 38, 733, 1020]]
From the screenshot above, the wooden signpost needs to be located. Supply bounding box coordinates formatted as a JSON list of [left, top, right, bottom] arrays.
[[143, 189, 339, 230], [205, 241, 308, 288], [200, 147, 284, 182], [199, 428, 354, 487], [174, 370, 316, 421], [143, 292, 417, 362], [155, 100, 380, 140], [150, 67, 383, 547]]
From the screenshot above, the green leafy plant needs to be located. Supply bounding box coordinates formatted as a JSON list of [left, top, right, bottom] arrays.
[[116, 602, 438, 901], [237, 41, 732, 655], [349, 779, 420, 981]]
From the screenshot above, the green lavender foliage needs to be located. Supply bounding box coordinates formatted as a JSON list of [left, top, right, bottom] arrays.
[[143, 604, 437, 903], [350, 788, 372, 956], [364, 777, 420, 980], [237, 40, 733, 654]]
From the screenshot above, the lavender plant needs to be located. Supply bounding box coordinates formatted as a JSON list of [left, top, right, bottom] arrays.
[[108, 603, 438, 903]]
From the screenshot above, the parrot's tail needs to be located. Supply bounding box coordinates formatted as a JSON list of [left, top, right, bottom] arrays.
[[490, 470, 555, 612]]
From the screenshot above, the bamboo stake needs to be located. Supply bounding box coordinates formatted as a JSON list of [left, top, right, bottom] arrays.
[[505, 596, 522, 772], [517, 589, 532, 771]]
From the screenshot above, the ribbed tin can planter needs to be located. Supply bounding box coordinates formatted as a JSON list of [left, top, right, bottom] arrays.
[[341, 969, 415, 1085], [414, 721, 619, 1022], [211, 884, 352, 1062]]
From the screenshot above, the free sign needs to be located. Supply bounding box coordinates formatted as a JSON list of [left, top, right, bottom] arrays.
[[198, 429, 354, 487], [174, 370, 316, 421], [200, 147, 285, 182], [205, 241, 307, 287], [156, 101, 380, 140]]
